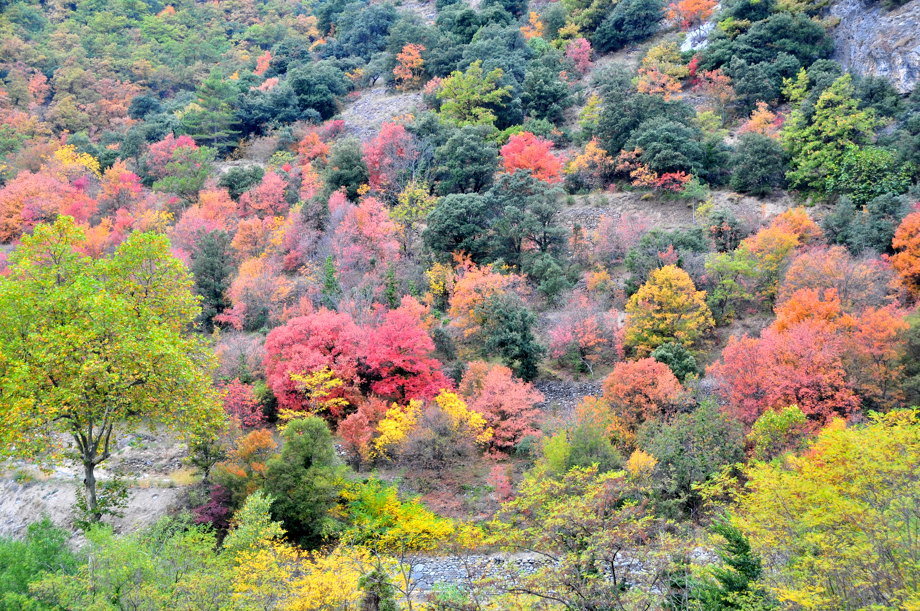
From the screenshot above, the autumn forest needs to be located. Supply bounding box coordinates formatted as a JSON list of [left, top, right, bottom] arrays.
[[0, 0, 918, 608]]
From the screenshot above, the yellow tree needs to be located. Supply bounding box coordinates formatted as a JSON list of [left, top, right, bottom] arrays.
[[733, 410, 920, 610], [625, 264, 714, 355], [0, 217, 223, 522]]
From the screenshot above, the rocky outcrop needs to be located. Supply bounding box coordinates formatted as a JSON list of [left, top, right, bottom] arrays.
[[830, 0, 920, 93]]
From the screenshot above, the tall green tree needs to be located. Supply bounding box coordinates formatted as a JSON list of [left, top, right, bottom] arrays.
[[0, 217, 224, 523]]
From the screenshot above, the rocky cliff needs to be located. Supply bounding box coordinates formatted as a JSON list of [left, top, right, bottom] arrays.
[[830, 0, 920, 93]]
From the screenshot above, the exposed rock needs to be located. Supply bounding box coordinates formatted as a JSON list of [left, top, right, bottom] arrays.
[[831, 0, 920, 93]]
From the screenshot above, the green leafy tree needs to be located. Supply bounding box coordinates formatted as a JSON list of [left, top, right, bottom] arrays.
[[782, 74, 878, 193], [730, 133, 787, 196], [436, 60, 511, 128], [650, 342, 699, 382], [593, 0, 663, 53], [475, 294, 545, 381], [0, 518, 77, 610], [264, 417, 348, 548], [324, 139, 369, 200], [691, 520, 776, 610], [152, 146, 217, 203], [191, 230, 234, 332], [823, 193, 911, 254], [0, 217, 224, 523], [521, 55, 572, 124], [434, 125, 499, 195]]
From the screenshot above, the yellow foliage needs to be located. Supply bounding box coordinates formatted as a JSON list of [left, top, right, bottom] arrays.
[[626, 449, 658, 479], [372, 400, 422, 458], [284, 368, 349, 421], [521, 12, 545, 39], [233, 542, 371, 610], [434, 391, 493, 445], [51, 144, 101, 177], [640, 42, 689, 80]]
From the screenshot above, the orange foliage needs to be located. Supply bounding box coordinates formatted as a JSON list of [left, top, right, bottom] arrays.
[[667, 0, 717, 29], [601, 358, 684, 431], [891, 209, 920, 297], [500, 132, 564, 183], [636, 68, 681, 100], [448, 261, 527, 340], [393, 44, 426, 91], [740, 101, 781, 137], [520, 12, 544, 39], [254, 50, 272, 76]]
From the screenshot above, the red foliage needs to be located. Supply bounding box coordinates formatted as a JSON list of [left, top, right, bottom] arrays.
[[145, 133, 197, 179], [263, 308, 363, 416], [337, 397, 390, 462], [363, 304, 451, 403], [601, 358, 684, 429], [238, 171, 289, 218], [500, 132, 564, 183], [363, 122, 418, 195], [220, 378, 265, 427], [547, 292, 623, 373], [565, 38, 593, 75], [779, 245, 895, 312], [0, 170, 97, 242], [707, 320, 860, 426], [459, 361, 544, 453]]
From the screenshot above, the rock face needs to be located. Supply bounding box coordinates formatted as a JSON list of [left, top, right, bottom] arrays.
[[830, 0, 920, 93]]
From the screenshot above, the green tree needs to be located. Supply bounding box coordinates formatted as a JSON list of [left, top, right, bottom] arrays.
[[783, 74, 878, 193], [434, 125, 499, 195], [0, 217, 224, 523], [730, 133, 787, 196], [475, 294, 545, 381], [593, 0, 663, 53], [823, 193, 911, 254], [152, 146, 217, 203], [190, 230, 234, 332], [691, 520, 776, 610], [0, 518, 77, 610], [650, 342, 699, 382], [521, 55, 571, 124], [264, 417, 348, 548], [436, 60, 511, 128], [324, 139, 369, 200]]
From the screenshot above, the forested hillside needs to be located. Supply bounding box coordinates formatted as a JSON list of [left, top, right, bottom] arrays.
[[0, 0, 918, 608]]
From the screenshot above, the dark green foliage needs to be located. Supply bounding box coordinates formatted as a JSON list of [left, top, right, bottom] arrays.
[[128, 94, 163, 120], [639, 401, 745, 518], [288, 62, 350, 120], [324, 139, 369, 200], [526, 254, 574, 303], [191, 231, 234, 332], [485, 171, 566, 266], [823, 193, 911, 254], [596, 93, 694, 160], [424, 193, 496, 261], [219, 166, 264, 200], [236, 83, 313, 137], [521, 54, 572, 124], [727, 55, 799, 110], [151, 146, 217, 202], [855, 75, 903, 118], [707, 209, 745, 252], [436, 3, 483, 42], [475, 295, 545, 381], [720, 0, 775, 25], [0, 518, 76, 610], [691, 520, 775, 610], [540, 2, 568, 40], [593, 0, 663, 53], [650, 342, 699, 382], [628, 118, 705, 175], [481, 0, 528, 18], [359, 565, 399, 611], [434, 125, 499, 195], [324, 3, 398, 60], [264, 417, 347, 548], [730, 133, 787, 196], [705, 13, 833, 69]]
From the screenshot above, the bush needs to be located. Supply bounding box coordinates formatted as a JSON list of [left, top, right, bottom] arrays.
[[650, 342, 699, 382], [593, 0, 663, 53], [823, 193, 911, 254], [264, 417, 348, 548], [0, 518, 77, 609], [729, 133, 787, 196], [324, 139, 369, 200], [434, 125, 499, 195]]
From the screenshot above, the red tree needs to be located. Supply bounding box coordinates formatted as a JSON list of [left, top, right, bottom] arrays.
[[459, 361, 544, 453], [145, 134, 197, 180], [263, 309, 363, 416], [708, 320, 860, 426], [363, 305, 451, 403], [565, 38, 593, 75], [500, 132, 564, 183], [0, 170, 97, 242], [362, 122, 418, 196], [220, 378, 265, 427], [238, 170, 289, 218]]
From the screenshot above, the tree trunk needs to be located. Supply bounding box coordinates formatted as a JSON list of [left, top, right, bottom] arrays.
[[83, 458, 100, 522]]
